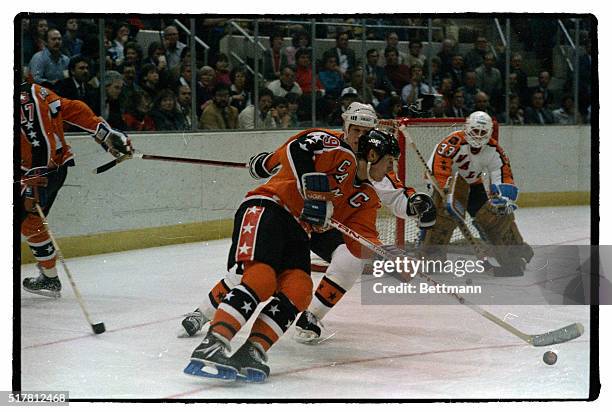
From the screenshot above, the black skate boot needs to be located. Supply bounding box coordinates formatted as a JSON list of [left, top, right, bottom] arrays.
[[231, 340, 270, 383], [184, 331, 238, 381], [293, 311, 323, 343], [22, 266, 61, 298], [179, 309, 208, 337]]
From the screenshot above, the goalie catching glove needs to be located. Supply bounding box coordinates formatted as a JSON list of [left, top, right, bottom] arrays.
[[489, 183, 518, 215], [93, 123, 134, 158], [407, 193, 436, 228], [300, 173, 334, 231]]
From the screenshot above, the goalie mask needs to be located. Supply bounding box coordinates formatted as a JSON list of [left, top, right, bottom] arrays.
[[341, 102, 378, 136], [356, 129, 400, 164], [464, 111, 493, 148]]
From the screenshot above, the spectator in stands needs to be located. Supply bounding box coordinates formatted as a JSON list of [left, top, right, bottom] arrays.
[[214, 53, 231, 86], [61, 18, 83, 58], [319, 53, 345, 99], [284, 92, 300, 127], [429, 56, 443, 90], [349, 68, 375, 106], [464, 36, 489, 71], [530, 70, 556, 109], [163, 25, 186, 70], [199, 83, 238, 130], [118, 42, 144, 77], [472, 91, 494, 117], [263, 32, 289, 81], [101, 70, 128, 130], [140, 63, 162, 103], [123, 89, 156, 131], [144, 41, 170, 88], [445, 89, 468, 118], [445, 54, 465, 89], [401, 64, 436, 106], [384, 46, 411, 92], [378, 31, 407, 67], [475, 52, 503, 113], [169, 47, 191, 86], [238, 88, 276, 129], [327, 87, 361, 126], [578, 40, 592, 121], [150, 89, 186, 131], [229, 67, 252, 113], [509, 53, 529, 106], [524, 90, 555, 124], [174, 62, 192, 90], [268, 65, 303, 97], [120, 63, 142, 107], [23, 18, 48, 64], [553, 95, 582, 125], [294, 49, 323, 95], [325, 31, 357, 81], [498, 94, 525, 125], [56, 56, 98, 113], [406, 40, 426, 69], [196, 66, 216, 116], [437, 38, 456, 76], [437, 77, 454, 112], [365, 48, 396, 101], [270, 96, 291, 128], [176, 84, 193, 129], [376, 94, 403, 120], [284, 30, 310, 65], [108, 21, 130, 66], [28, 28, 70, 87], [459, 70, 480, 114]]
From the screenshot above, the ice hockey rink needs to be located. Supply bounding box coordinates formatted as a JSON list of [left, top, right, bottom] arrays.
[[19, 205, 592, 400]]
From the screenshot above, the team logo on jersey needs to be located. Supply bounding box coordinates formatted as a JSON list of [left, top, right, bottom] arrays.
[[20, 92, 30, 104], [349, 192, 370, 208], [322, 135, 340, 148], [39, 87, 49, 99]]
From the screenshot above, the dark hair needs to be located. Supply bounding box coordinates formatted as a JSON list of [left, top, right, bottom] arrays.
[[409, 40, 422, 48], [68, 55, 89, 71], [140, 63, 158, 82], [259, 88, 274, 100], [366, 48, 378, 57], [112, 21, 130, 40], [272, 96, 288, 108], [147, 41, 164, 59], [384, 46, 398, 57], [322, 52, 337, 65], [291, 30, 310, 48], [285, 92, 300, 104], [269, 32, 284, 44], [124, 41, 143, 60], [230, 66, 248, 83], [295, 48, 312, 61], [385, 31, 399, 40], [336, 30, 350, 41], [213, 83, 230, 94], [126, 90, 151, 115], [155, 89, 176, 108], [180, 46, 190, 60]]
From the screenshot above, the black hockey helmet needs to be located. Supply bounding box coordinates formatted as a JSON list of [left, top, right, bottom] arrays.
[[356, 129, 401, 163]]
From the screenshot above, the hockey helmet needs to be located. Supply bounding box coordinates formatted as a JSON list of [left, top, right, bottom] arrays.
[[464, 111, 493, 148], [341, 102, 378, 135], [357, 129, 400, 164]]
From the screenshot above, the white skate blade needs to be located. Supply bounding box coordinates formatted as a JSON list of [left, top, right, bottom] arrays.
[[294, 328, 336, 345], [22, 287, 61, 299], [184, 360, 237, 381]]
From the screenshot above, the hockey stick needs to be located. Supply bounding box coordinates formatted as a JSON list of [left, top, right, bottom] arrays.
[[93, 152, 248, 174], [34, 204, 106, 335], [330, 218, 584, 347]]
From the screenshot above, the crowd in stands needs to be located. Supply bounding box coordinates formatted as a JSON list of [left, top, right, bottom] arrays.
[[20, 17, 592, 132]]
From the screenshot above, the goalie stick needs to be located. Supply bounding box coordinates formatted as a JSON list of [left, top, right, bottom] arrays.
[[34, 204, 106, 335], [93, 152, 248, 174], [329, 217, 584, 347]]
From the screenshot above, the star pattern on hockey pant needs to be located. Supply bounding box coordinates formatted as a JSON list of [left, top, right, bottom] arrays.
[[46, 245, 54, 253], [224, 291, 234, 301], [268, 305, 279, 316], [238, 243, 252, 255], [241, 301, 253, 314], [31, 139, 40, 147], [285, 319, 293, 329], [242, 223, 254, 234], [246, 206, 261, 215], [299, 143, 308, 151], [28, 130, 37, 140], [25, 121, 34, 130]]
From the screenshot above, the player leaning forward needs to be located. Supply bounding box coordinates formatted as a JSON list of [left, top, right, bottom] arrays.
[[180, 104, 436, 343], [19, 82, 133, 297], [184, 127, 408, 382], [422, 111, 533, 276]]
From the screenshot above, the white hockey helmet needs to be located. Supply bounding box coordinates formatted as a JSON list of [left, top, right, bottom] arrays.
[[341, 102, 378, 135], [464, 111, 493, 148]]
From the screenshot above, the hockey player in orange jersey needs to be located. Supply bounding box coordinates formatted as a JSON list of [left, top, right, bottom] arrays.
[[179, 103, 436, 344], [19, 81, 133, 297], [184, 129, 405, 383], [421, 110, 533, 276]]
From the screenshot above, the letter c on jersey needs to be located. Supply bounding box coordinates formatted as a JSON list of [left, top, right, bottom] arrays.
[[349, 192, 370, 208]]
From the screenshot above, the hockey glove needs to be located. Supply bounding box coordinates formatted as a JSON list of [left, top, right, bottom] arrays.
[[300, 173, 334, 230], [489, 183, 518, 215], [21, 167, 49, 212], [407, 193, 436, 228], [93, 123, 134, 158], [248, 152, 275, 179]]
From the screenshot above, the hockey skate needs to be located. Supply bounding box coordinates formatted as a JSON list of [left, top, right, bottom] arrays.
[[184, 331, 238, 381], [178, 309, 209, 338], [22, 266, 61, 298], [294, 311, 335, 344], [231, 341, 270, 383]]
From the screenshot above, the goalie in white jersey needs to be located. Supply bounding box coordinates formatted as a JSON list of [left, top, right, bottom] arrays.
[[179, 103, 437, 343], [423, 111, 534, 276]]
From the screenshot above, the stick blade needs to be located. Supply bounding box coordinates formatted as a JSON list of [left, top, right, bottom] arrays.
[[531, 322, 584, 346]]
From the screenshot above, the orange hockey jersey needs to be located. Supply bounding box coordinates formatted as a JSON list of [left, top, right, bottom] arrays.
[[19, 82, 105, 172]]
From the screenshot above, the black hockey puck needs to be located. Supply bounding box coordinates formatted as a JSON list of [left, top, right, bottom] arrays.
[[93, 323, 106, 334], [543, 350, 557, 365]]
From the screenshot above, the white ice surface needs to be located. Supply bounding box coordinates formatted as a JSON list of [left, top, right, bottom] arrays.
[[20, 206, 592, 399]]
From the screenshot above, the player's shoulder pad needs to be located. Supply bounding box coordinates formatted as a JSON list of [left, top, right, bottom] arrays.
[[296, 128, 344, 150], [435, 130, 466, 158]]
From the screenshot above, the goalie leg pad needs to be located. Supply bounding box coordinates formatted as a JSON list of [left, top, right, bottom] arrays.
[[422, 191, 458, 247]]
